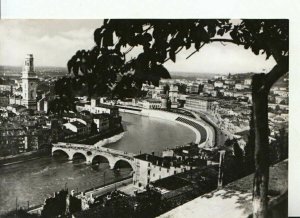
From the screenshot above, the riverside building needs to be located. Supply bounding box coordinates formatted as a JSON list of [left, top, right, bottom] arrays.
[[141, 99, 162, 109], [133, 153, 199, 188], [76, 98, 120, 118], [184, 96, 217, 112]]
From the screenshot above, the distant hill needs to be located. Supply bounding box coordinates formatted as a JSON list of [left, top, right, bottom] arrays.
[[169, 71, 222, 80], [0, 65, 68, 77]]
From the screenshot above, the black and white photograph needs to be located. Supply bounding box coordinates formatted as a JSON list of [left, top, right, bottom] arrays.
[[0, 6, 295, 218]]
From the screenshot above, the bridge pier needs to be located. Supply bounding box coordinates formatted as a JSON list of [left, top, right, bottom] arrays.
[[109, 160, 117, 169], [86, 155, 93, 165], [68, 156, 73, 161]]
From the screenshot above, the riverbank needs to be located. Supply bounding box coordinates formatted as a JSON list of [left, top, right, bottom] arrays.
[[0, 148, 51, 166], [182, 108, 228, 147], [66, 126, 124, 145], [94, 131, 124, 147]]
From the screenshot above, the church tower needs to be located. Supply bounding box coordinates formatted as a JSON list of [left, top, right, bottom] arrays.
[[22, 54, 38, 110]]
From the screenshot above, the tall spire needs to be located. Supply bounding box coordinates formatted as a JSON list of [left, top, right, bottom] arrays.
[[22, 54, 38, 110], [22, 54, 36, 79]]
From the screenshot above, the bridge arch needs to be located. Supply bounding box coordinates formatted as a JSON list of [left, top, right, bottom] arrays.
[[111, 159, 134, 170], [91, 155, 110, 165], [72, 152, 87, 162], [52, 149, 71, 160]]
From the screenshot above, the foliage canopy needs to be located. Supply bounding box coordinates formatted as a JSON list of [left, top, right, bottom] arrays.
[[51, 19, 288, 113]]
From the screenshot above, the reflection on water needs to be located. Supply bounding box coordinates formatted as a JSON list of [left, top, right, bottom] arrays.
[[0, 113, 195, 214]]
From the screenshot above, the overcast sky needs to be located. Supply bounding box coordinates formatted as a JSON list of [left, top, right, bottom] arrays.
[[0, 19, 276, 74]]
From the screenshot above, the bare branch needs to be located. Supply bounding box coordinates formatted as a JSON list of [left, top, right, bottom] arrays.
[[210, 38, 241, 45], [143, 25, 153, 33], [124, 46, 134, 55], [186, 43, 206, 60], [220, 41, 227, 46]]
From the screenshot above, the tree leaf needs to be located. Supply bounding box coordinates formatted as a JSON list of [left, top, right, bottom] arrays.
[[195, 41, 201, 50], [143, 33, 152, 42], [67, 59, 74, 74], [154, 64, 171, 79], [217, 28, 225, 36], [169, 49, 176, 62], [103, 29, 114, 47], [185, 38, 191, 49], [94, 28, 103, 46]]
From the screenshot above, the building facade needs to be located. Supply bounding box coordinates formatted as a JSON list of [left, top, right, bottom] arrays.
[[93, 114, 110, 132], [0, 84, 13, 93], [0, 94, 9, 106], [76, 99, 119, 118], [21, 54, 38, 110], [186, 83, 199, 94], [184, 96, 216, 112], [141, 99, 162, 109], [133, 154, 193, 188], [169, 85, 178, 103]]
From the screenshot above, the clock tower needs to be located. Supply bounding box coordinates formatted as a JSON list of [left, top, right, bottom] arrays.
[[22, 54, 38, 110]]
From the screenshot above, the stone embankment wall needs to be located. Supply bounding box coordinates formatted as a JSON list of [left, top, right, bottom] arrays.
[[93, 132, 124, 147]]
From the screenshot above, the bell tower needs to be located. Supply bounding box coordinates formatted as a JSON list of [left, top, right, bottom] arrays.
[[22, 54, 38, 110]]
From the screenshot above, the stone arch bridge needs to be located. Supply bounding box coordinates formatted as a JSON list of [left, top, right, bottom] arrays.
[[52, 142, 136, 170]]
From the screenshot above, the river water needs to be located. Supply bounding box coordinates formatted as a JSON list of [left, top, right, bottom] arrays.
[[0, 113, 195, 214]]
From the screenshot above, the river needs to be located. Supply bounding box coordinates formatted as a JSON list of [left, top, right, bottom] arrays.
[[0, 113, 195, 214]]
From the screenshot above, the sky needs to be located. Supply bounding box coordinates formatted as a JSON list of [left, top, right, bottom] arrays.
[[0, 19, 276, 74]]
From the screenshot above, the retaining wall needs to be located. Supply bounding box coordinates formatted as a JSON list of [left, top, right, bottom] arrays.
[[93, 132, 124, 147]]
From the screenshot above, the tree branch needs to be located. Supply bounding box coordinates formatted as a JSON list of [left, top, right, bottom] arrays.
[[124, 46, 134, 55], [186, 43, 206, 60], [211, 38, 287, 66], [143, 25, 154, 33], [269, 47, 282, 63], [209, 38, 242, 45], [260, 56, 289, 92]]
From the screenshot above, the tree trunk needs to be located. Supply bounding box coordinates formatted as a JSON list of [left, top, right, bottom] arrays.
[[252, 74, 270, 218]]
